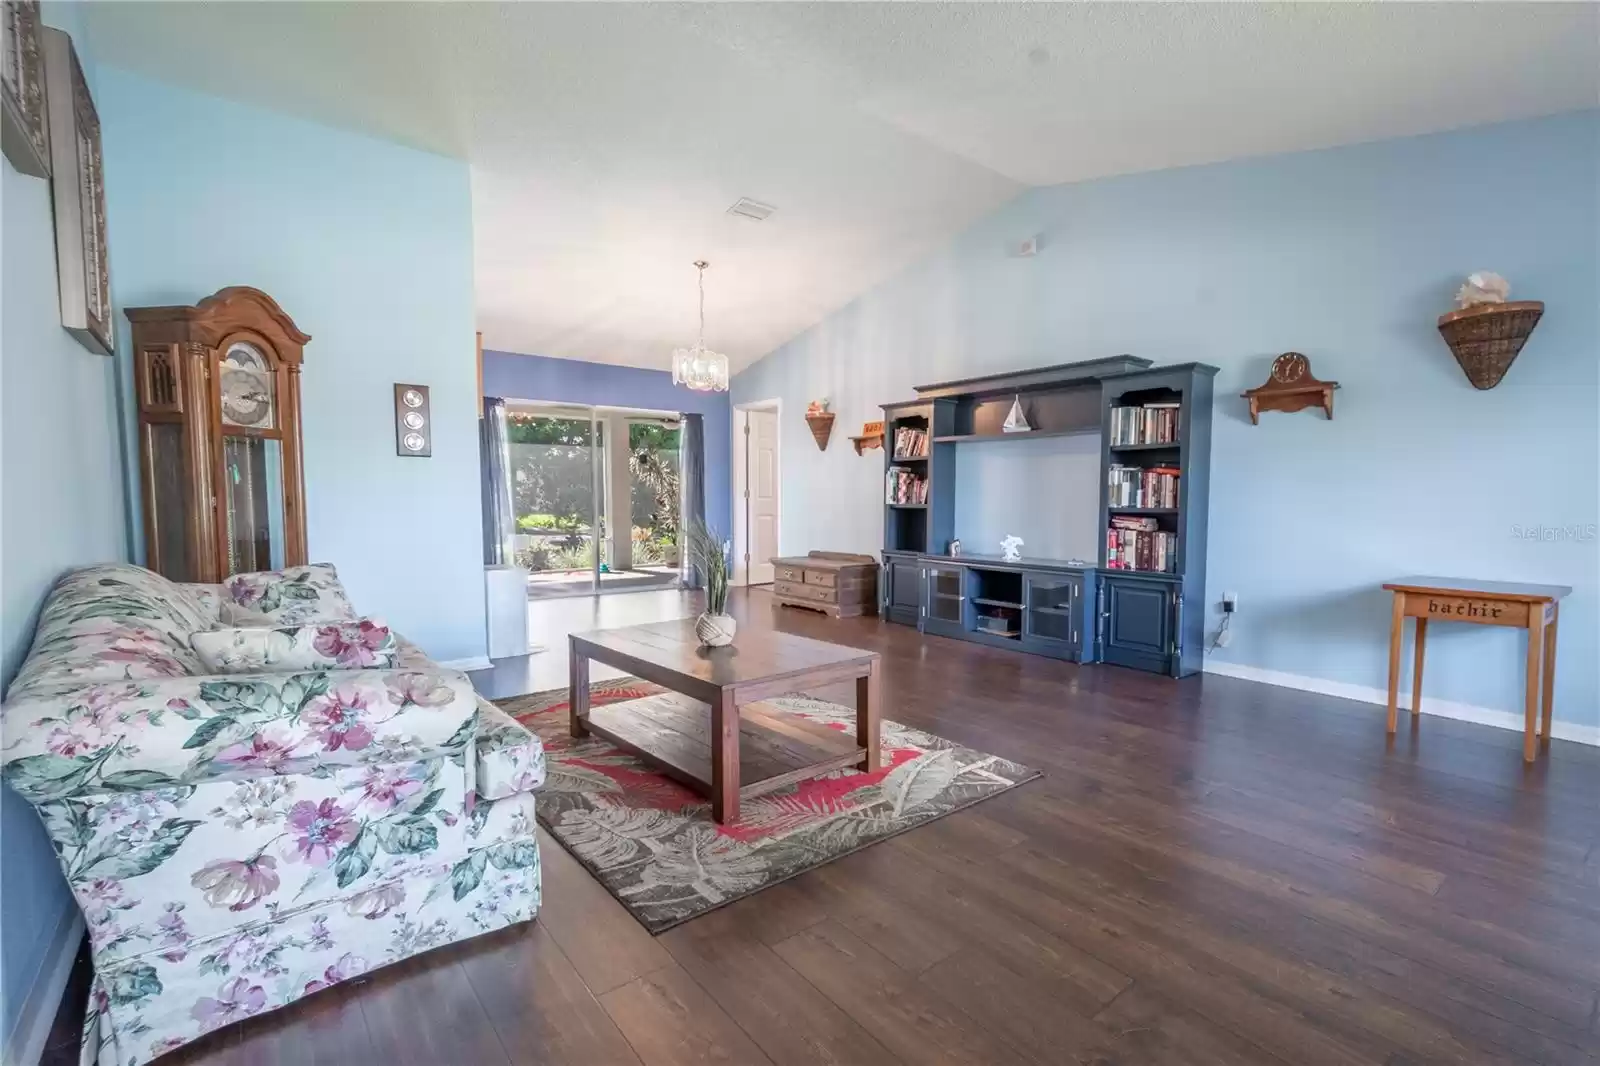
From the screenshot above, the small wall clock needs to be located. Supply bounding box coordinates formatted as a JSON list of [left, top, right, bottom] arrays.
[[394, 384, 432, 457], [1241, 352, 1339, 424]]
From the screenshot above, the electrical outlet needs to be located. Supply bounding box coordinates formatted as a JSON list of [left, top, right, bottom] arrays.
[[1222, 591, 1238, 613]]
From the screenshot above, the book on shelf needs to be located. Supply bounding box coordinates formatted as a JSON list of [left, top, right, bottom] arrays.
[[1107, 464, 1180, 509], [1110, 402, 1181, 446], [892, 426, 929, 458], [885, 465, 928, 505], [1105, 526, 1178, 573]]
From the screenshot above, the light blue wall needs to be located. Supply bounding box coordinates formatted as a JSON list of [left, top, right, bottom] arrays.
[[0, 2, 123, 1045], [99, 69, 487, 662], [483, 350, 733, 539], [734, 112, 1600, 729], [952, 435, 1102, 562]]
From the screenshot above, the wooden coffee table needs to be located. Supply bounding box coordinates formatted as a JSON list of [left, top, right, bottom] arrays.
[[568, 619, 881, 824]]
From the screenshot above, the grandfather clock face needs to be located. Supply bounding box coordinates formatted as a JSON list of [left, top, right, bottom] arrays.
[[220, 342, 276, 428], [218, 340, 287, 574]]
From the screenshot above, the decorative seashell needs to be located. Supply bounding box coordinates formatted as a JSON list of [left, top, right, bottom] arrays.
[[1455, 272, 1511, 309]]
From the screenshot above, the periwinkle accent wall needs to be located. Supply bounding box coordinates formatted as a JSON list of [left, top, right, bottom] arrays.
[[733, 112, 1600, 729], [99, 69, 487, 662], [482, 350, 732, 539], [0, 3, 122, 1047]]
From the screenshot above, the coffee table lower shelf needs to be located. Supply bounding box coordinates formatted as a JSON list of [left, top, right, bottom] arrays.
[[583, 692, 869, 803]]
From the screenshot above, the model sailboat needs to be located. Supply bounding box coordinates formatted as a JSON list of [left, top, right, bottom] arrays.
[[1001, 395, 1032, 433]]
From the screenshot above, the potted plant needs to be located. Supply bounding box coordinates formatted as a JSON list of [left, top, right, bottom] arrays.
[[686, 519, 736, 647]]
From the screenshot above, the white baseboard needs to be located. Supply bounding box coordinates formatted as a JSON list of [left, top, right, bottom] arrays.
[[1202, 659, 1600, 747], [3, 905, 83, 1066], [438, 655, 493, 672]]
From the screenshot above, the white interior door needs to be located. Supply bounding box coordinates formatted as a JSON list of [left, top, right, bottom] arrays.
[[746, 408, 779, 584]]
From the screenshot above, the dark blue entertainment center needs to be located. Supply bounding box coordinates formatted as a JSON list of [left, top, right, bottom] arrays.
[[879, 357, 1217, 678]]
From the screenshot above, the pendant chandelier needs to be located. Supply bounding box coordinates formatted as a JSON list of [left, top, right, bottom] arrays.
[[671, 260, 730, 393]]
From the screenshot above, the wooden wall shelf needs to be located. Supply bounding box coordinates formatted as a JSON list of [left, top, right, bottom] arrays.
[[1242, 352, 1338, 424], [849, 419, 885, 455], [805, 411, 836, 450]]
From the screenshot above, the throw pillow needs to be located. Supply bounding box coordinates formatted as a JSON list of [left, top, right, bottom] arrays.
[[223, 562, 357, 626], [191, 618, 398, 673], [219, 601, 278, 627]]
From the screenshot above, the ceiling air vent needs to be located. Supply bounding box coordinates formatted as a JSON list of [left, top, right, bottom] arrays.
[[727, 197, 776, 222]]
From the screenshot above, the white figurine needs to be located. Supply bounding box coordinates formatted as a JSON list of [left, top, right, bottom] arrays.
[[1000, 535, 1024, 561], [1001, 395, 1032, 433], [1455, 272, 1511, 309]]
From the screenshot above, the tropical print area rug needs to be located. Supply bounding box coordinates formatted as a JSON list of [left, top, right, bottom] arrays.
[[497, 679, 1040, 933]]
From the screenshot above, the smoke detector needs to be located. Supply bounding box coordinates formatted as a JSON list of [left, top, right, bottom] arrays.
[[727, 197, 776, 222]]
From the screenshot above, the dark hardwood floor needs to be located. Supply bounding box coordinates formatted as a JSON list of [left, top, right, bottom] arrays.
[[43, 587, 1600, 1066]]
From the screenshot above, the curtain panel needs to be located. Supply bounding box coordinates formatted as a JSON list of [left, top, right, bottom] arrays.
[[679, 413, 706, 589], [480, 397, 514, 565]]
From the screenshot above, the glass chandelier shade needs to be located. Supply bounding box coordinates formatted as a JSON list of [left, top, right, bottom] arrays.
[[672, 260, 730, 392]]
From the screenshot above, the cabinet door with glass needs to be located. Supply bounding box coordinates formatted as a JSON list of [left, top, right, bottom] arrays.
[[1023, 572, 1083, 659], [128, 287, 309, 583], [923, 563, 966, 637]]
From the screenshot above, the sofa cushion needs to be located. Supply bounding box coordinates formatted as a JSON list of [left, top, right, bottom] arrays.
[[1, 667, 483, 802], [5, 565, 209, 703], [191, 619, 398, 673], [223, 563, 357, 626]]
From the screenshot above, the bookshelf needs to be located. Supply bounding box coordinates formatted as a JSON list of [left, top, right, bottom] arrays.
[[1096, 364, 1216, 676], [878, 358, 1216, 677]]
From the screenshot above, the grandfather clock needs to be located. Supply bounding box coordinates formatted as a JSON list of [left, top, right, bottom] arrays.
[[127, 286, 310, 582]]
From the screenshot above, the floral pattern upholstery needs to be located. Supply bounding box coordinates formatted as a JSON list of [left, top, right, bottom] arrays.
[[175, 584, 226, 627], [474, 701, 547, 802], [190, 619, 399, 673], [0, 564, 543, 1066], [223, 563, 357, 626]]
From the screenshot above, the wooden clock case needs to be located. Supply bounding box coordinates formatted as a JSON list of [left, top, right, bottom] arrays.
[[127, 286, 310, 582]]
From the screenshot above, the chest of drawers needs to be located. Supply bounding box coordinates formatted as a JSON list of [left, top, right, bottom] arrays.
[[770, 552, 879, 618]]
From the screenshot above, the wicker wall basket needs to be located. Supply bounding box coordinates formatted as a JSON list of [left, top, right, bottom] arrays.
[[1437, 300, 1544, 390], [805, 411, 836, 450]]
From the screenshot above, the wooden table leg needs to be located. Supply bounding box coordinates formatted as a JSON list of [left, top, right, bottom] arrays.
[[569, 638, 590, 738], [711, 689, 740, 824], [1541, 603, 1558, 743], [857, 658, 881, 772], [1386, 592, 1405, 734], [1411, 617, 1427, 716], [1523, 617, 1543, 763]]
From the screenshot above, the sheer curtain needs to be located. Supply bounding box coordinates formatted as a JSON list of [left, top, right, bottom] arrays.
[[679, 413, 706, 589], [480, 397, 514, 565]]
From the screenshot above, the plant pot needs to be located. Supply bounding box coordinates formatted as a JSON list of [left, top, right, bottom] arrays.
[[695, 612, 737, 648]]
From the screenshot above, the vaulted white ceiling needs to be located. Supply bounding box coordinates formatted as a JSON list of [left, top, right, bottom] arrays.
[[82, 2, 1599, 372]]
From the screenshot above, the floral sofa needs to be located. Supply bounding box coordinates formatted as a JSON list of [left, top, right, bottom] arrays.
[[1, 563, 545, 1065]]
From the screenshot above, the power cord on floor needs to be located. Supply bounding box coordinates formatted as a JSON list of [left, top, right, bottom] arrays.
[[1210, 608, 1233, 651]]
